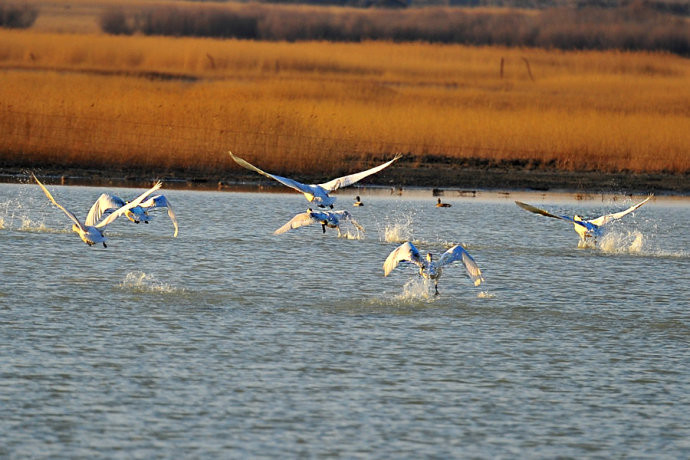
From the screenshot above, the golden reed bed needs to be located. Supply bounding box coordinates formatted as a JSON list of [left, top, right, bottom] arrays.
[[1, 6, 689, 179]]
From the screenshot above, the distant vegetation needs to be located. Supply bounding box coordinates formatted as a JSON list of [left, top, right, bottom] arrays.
[[1, 29, 688, 176], [100, 2, 690, 55], [0, 2, 38, 28]]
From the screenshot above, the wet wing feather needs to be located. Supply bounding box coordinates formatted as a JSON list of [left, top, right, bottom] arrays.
[[32, 173, 85, 231], [319, 153, 402, 192], [383, 242, 423, 276], [439, 245, 484, 287]]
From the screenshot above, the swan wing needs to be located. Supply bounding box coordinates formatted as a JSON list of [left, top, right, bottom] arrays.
[[229, 151, 318, 197], [32, 173, 85, 231], [515, 201, 589, 229], [439, 245, 485, 287], [85, 194, 126, 227], [95, 181, 162, 229], [383, 242, 422, 276], [589, 195, 652, 227], [274, 211, 319, 235], [140, 195, 178, 237], [319, 153, 403, 192]]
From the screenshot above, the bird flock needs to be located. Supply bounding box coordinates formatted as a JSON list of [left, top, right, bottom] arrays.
[[30, 152, 653, 296]]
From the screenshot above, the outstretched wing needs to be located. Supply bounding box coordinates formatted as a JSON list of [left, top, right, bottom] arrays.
[[85, 194, 126, 227], [32, 173, 85, 231], [438, 245, 485, 287], [515, 201, 589, 229], [274, 211, 319, 235], [319, 153, 403, 192], [140, 195, 178, 237], [383, 241, 423, 277], [229, 151, 318, 197], [589, 195, 652, 227], [95, 181, 162, 229]]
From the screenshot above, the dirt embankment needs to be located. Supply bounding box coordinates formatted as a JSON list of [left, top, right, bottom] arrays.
[[2, 163, 688, 195]]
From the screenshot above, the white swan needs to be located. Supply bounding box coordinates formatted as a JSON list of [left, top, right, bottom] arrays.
[[383, 242, 484, 295], [32, 173, 162, 247], [87, 193, 178, 237], [515, 195, 652, 244], [229, 151, 402, 208], [274, 209, 364, 237]]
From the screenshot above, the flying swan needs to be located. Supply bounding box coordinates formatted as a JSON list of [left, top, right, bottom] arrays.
[[33, 173, 162, 247], [274, 209, 364, 237], [515, 195, 652, 244], [383, 242, 484, 295], [87, 193, 178, 237], [229, 151, 402, 208]]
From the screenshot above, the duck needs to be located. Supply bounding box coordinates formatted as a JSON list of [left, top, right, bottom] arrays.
[[436, 198, 451, 207], [32, 173, 162, 248], [353, 196, 364, 207], [383, 241, 484, 295], [515, 195, 652, 244], [229, 151, 402, 208], [87, 193, 178, 237], [274, 208, 364, 237]]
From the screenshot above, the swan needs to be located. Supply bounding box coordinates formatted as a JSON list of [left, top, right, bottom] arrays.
[[274, 208, 364, 237], [32, 173, 162, 247], [87, 193, 178, 237], [383, 242, 484, 295], [436, 198, 451, 207], [515, 195, 652, 244], [229, 151, 402, 208]]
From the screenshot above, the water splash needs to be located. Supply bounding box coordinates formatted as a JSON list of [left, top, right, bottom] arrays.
[[119, 271, 181, 294], [395, 278, 435, 301], [477, 291, 495, 299], [380, 212, 415, 243], [598, 230, 645, 254], [338, 229, 365, 240], [19, 217, 61, 233]]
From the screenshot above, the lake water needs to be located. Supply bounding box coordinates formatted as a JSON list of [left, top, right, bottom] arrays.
[[1, 183, 688, 458]]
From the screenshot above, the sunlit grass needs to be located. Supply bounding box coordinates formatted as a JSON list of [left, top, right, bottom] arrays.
[[1, 29, 688, 176]]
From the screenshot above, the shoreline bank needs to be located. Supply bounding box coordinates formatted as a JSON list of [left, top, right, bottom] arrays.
[[1, 165, 688, 196]]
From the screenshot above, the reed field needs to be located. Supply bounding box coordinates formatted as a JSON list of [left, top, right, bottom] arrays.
[[1, 8, 689, 179]]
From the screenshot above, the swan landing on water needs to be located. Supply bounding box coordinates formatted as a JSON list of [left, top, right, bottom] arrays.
[[87, 193, 178, 237], [383, 242, 484, 295], [274, 209, 364, 237], [32, 174, 162, 248], [229, 151, 402, 208], [515, 195, 652, 245]]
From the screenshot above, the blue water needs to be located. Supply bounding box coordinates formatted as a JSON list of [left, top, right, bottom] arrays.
[[1, 183, 688, 458]]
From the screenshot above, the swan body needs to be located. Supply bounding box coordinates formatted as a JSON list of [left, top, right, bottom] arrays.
[[383, 242, 484, 295], [87, 193, 178, 237], [33, 174, 162, 247], [274, 209, 364, 237], [229, 151, 402, 208], [515, 195, 652, 244]]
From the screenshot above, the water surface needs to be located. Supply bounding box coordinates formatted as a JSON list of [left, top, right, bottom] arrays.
[[1, 184, 688, 458]]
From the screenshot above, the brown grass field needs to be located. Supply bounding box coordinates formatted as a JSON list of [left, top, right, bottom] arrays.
[[1, 0, 689, 189]]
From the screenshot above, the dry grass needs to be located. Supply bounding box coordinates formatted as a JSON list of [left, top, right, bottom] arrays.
[[0, 27, 688, 177]]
